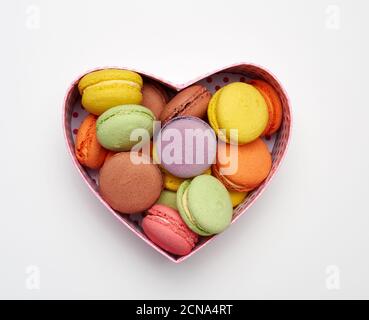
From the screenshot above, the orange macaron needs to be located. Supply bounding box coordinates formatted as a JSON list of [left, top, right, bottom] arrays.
[[212, 138, 272, 192], [75, 114, 108, 169], [249, 80, 283, 137]]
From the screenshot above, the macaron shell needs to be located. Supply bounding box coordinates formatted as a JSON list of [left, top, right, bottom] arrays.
[[228, 190, 248, 208], [177, 180, 211, 236], [160, 85, 211, 123], [82, 81, 143, 115], [147, 204, 198, 244], [207, 88, 223, 140], [211, 164, 237, 190], [212, 82, 269, 144], [249, 79, 283, 136], [99, 152, 163, 214], [75, 114, 108, 169], [251, 84, 275, 136], [163, 170, 184, 191], [78, 69, 143, 94], [104, 151, 116, 164], [156, 190, 178, 210], [141, 83, 168, 119], [142, 205, 198, 256], [142, 218, 193, 256], [215, 138, 272, 192], [96, 105, 155, 151], [186, 175, 233, 235], [157, 116, 217, 178]]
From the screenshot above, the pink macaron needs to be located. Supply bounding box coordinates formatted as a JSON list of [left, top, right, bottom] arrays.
[[142, 204, 199, 256]]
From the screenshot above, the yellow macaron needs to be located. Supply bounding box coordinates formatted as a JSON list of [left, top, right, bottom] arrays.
[[162, 168, 212, 191], [228, 190, 248, 207], [78, 69, 143, 115], [163, 170, 185, 191], [208, 82, 269, 144]]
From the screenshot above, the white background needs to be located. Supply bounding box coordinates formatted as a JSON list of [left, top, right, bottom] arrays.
[[1, 0, 368, 299]]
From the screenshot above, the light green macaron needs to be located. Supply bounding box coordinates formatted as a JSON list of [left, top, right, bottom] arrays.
[[96, 104, 155, 151], [177, 175, 233, 236], [156, 190, 178, 210]]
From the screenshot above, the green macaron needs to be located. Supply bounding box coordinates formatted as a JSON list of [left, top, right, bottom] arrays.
[[156, 190, 178, 210], [96, 104, 155, 151], [177, 175, 233, 236]]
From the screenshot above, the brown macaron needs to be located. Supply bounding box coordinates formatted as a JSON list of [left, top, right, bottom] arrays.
[[141, 82, 169, 119], [160, 85, 211, 124], [212, 139, 272, 192], [99, 152, 163, 214]]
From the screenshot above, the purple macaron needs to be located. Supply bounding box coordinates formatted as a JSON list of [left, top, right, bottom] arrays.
[[155, 116, 217, 178]]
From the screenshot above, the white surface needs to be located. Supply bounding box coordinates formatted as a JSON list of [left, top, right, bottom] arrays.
[[1, 0, 368, 299]]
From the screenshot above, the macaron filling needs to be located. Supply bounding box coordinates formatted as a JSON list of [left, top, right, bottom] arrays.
[[78, 69, 143, 94], [181, 187, 212, 236], [83, 79, 141, 93], [212, 164, 254, 192]]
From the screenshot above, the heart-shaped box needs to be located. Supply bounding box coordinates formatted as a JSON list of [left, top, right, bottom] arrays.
[[63, 63, 292, 263]]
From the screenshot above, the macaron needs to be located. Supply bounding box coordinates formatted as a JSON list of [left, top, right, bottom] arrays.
[[208, 82, 269, 144], [99, 152, 163, 214], [177, 175, 233, 236], [212, 138, 272, 192], [141, 82, 168, 119], [142, 204, 198, 256], [78, 69, 143, 115], [228, 190, 248, 208], [249, 79, 283, 136], [160, 85, 211, 124], [75, 114, 108, 169], [156, 190, 178, 210], [104, 151, 116, 163], [162, 170, 185, 192], [96, 105, 155, 152], [162, 167, 212, 191], [155, 116, 217, 178]]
